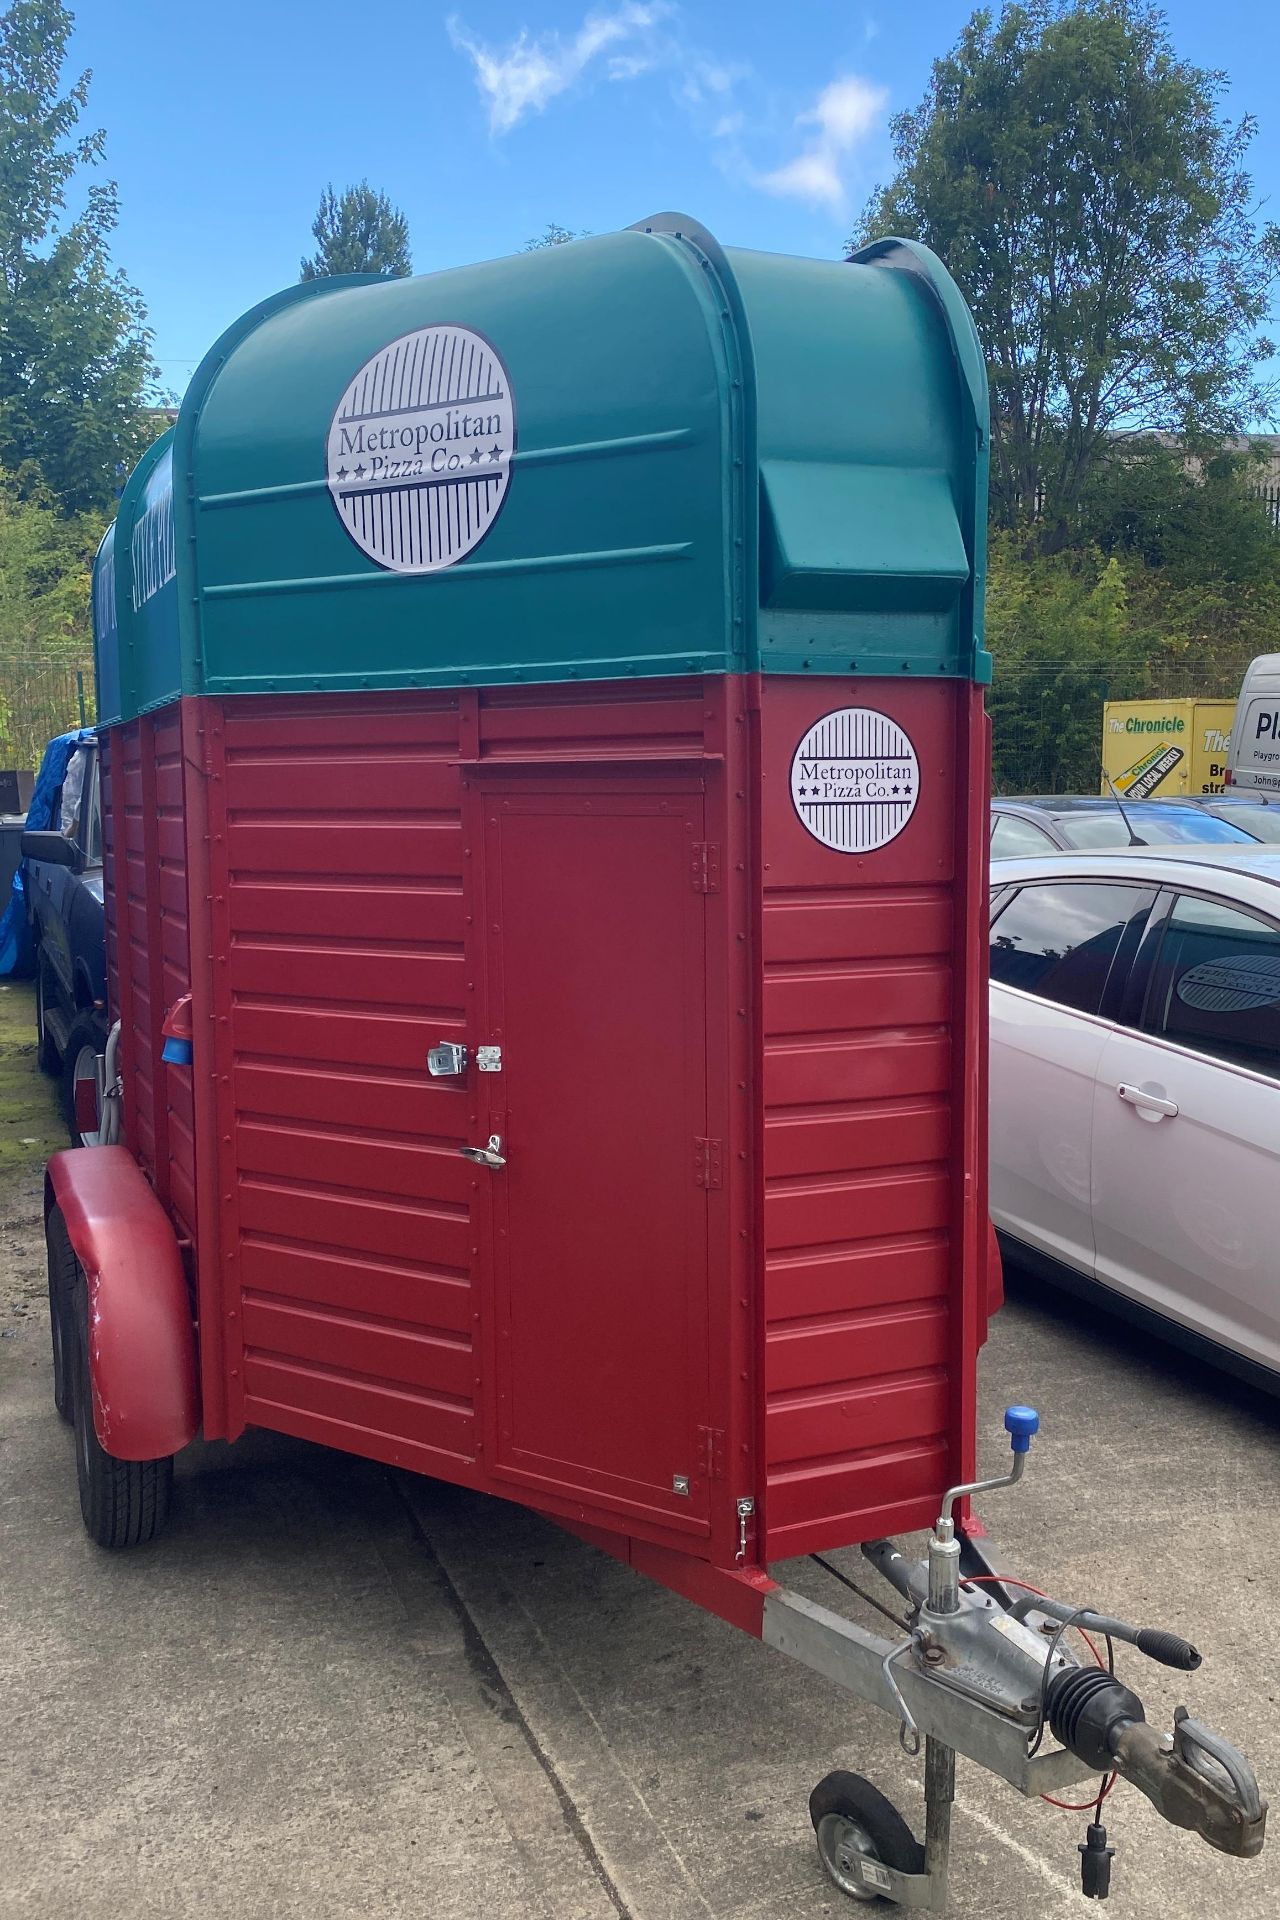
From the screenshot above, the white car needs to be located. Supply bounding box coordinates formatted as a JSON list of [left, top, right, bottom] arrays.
[[989, 845, 1280, 1386]]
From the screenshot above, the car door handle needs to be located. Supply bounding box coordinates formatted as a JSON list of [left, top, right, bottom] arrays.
[[1117, 1084, 1179, 1119]]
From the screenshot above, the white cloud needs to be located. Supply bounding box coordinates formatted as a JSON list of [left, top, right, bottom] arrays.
[[757, 74, 888, 214], [448, 4, 673, 136], [690, 57, 739, 96], [446, 9, 885, 222]]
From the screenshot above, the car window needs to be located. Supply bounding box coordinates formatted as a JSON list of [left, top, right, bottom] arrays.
[[1211, 804, 1280, 843], [990, 812, 1058, 858], [1135, 811, 1256, 845], [1055, 813, 1139, 847], [58, 747, 88, 839], [84, 756, 102, 863], [1057, 809, 1254, 848], [990, 882, 1156, 1015], [1142, 894, 1280, 1080]]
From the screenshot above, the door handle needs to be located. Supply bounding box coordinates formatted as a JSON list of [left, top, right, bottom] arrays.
[[1117, 1084, 1179, 1119], [459, 1133, 506, 1169]]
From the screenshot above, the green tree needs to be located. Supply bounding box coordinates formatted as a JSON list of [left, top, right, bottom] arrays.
[[1077, 438, 1279, 583], [0, 468, 101, 761], [300, 182, 411, 280], [0, 470, 97, 655], [985, 449, 1280, 792], [0, 0, 160, 515], [853, 2, 1280, 541], [987, 534, 1136, 788], [522, 223, 585, 250]]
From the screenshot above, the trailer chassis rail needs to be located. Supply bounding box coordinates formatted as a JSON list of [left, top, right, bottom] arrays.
[[764, 1587, 1096, 1798]]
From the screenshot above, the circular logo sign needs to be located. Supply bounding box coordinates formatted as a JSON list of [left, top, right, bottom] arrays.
[[1177, 952, 1280, 1013], [327, 325, 515, 572], [790, 708, 920, 852]]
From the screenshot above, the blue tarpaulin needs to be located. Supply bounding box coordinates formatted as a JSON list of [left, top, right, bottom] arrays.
[[0, 728, 96, 978]]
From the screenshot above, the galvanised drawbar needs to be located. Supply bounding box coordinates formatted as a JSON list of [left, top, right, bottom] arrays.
[[44, 215, 1264, 1905]]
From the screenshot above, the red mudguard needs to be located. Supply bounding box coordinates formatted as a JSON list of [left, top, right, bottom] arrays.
[[45, 1147, 199, 1460]]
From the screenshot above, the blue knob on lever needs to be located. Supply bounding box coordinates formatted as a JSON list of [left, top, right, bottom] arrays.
[[1004, 1405, 1039, 1454]]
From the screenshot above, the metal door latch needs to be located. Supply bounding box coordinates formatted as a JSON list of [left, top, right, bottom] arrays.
[[459, 1134, 506, 1169], [476, 1045, 503, 1072], [428, 1042, 468, 1077], [736, 1496, 755, 1562]]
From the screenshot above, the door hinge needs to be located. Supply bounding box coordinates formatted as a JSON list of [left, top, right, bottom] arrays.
[[697, 1425, 725, 1481], [690, 842, 721, 893], [694, 1137, 723, 1189]]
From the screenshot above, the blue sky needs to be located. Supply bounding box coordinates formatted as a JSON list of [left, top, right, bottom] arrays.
[[68, 1, 1280, 396]]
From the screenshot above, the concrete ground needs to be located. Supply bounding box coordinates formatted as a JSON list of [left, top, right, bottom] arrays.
[[1, 974, 1277, 1919]]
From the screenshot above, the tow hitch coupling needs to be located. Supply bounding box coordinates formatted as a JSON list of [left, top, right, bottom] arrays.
[[766, 1406, 1266, 1908]]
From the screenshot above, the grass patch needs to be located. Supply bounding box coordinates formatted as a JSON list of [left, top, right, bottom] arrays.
[[0, 979, 64, 1197]]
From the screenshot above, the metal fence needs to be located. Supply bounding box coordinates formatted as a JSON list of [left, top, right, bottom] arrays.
[[1255, 482, 1280, 532], [0, 655, 95, 774], [0, 646, 1256, 801], [989, 658, 1246, 795]]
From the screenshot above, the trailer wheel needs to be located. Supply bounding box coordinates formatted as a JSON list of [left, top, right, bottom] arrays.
[[809, 1771, 924, 1903], [70, 1269, 173, 1549], [46, 1206, 76, 1424]]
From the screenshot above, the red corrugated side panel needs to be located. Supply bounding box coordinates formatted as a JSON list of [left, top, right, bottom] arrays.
[[192, 680, 755, 1564], [101, 713, 196, 1244], [102, 673, 988, 1578], [757, 678, 985, 1560], [197, 691, 476, 1475]]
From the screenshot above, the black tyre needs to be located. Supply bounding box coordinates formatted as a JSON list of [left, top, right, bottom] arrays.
[[70, 1269, 173, 1549], [46, 1206, 76, 1424], [809, 1770, 925, 1903], [35, 959, 61, 1074], [61, 1012, 108, 1147]]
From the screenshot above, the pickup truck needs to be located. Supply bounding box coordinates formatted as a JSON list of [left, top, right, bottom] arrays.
[[21, 736, 108, 1144]]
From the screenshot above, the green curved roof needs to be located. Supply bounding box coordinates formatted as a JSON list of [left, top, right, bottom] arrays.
[[94, 214, 989, 724]]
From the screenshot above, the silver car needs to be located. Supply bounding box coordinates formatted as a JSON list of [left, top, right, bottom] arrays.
[[989, 844, 1280, 1387]]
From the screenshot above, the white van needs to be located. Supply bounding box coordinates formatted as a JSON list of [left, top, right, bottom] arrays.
[[1228, 654, 1280, 791]]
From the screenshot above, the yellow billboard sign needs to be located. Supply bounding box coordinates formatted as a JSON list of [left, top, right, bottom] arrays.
[[1101, 700, 1236, 799]]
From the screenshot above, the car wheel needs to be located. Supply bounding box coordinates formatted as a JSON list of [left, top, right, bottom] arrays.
[[61, 1012, 108, 1147], [71, 1268, 173, 1549], [36, 960, 61, 1074]]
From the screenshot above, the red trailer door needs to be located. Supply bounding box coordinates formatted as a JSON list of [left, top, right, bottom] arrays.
[[476, 780, 712, 1536]]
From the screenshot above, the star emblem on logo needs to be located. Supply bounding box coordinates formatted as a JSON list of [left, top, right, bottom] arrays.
[[336, 464, 348, 481], [469, 447, 483, 464], [487, 443, 504, 463], [354, 462, 366, 478]]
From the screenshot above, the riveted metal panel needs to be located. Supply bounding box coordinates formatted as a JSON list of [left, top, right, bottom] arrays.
[[756, 676, 986, 1559], [97, 658, 992, 1583], [92, 220, 988, 721], [101, 711, 196, 1244], [142, 679, 754, 1565]]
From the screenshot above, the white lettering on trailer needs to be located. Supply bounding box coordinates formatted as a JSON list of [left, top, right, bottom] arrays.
[[131, 483, 175, 609], [790, 707, 920, 852], [326, 325, 515, 572]]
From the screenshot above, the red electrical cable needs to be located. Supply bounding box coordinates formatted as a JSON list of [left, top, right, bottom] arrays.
[[1041, 1773, 1117, 1813], [957, 1573, 1118, 1811]]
